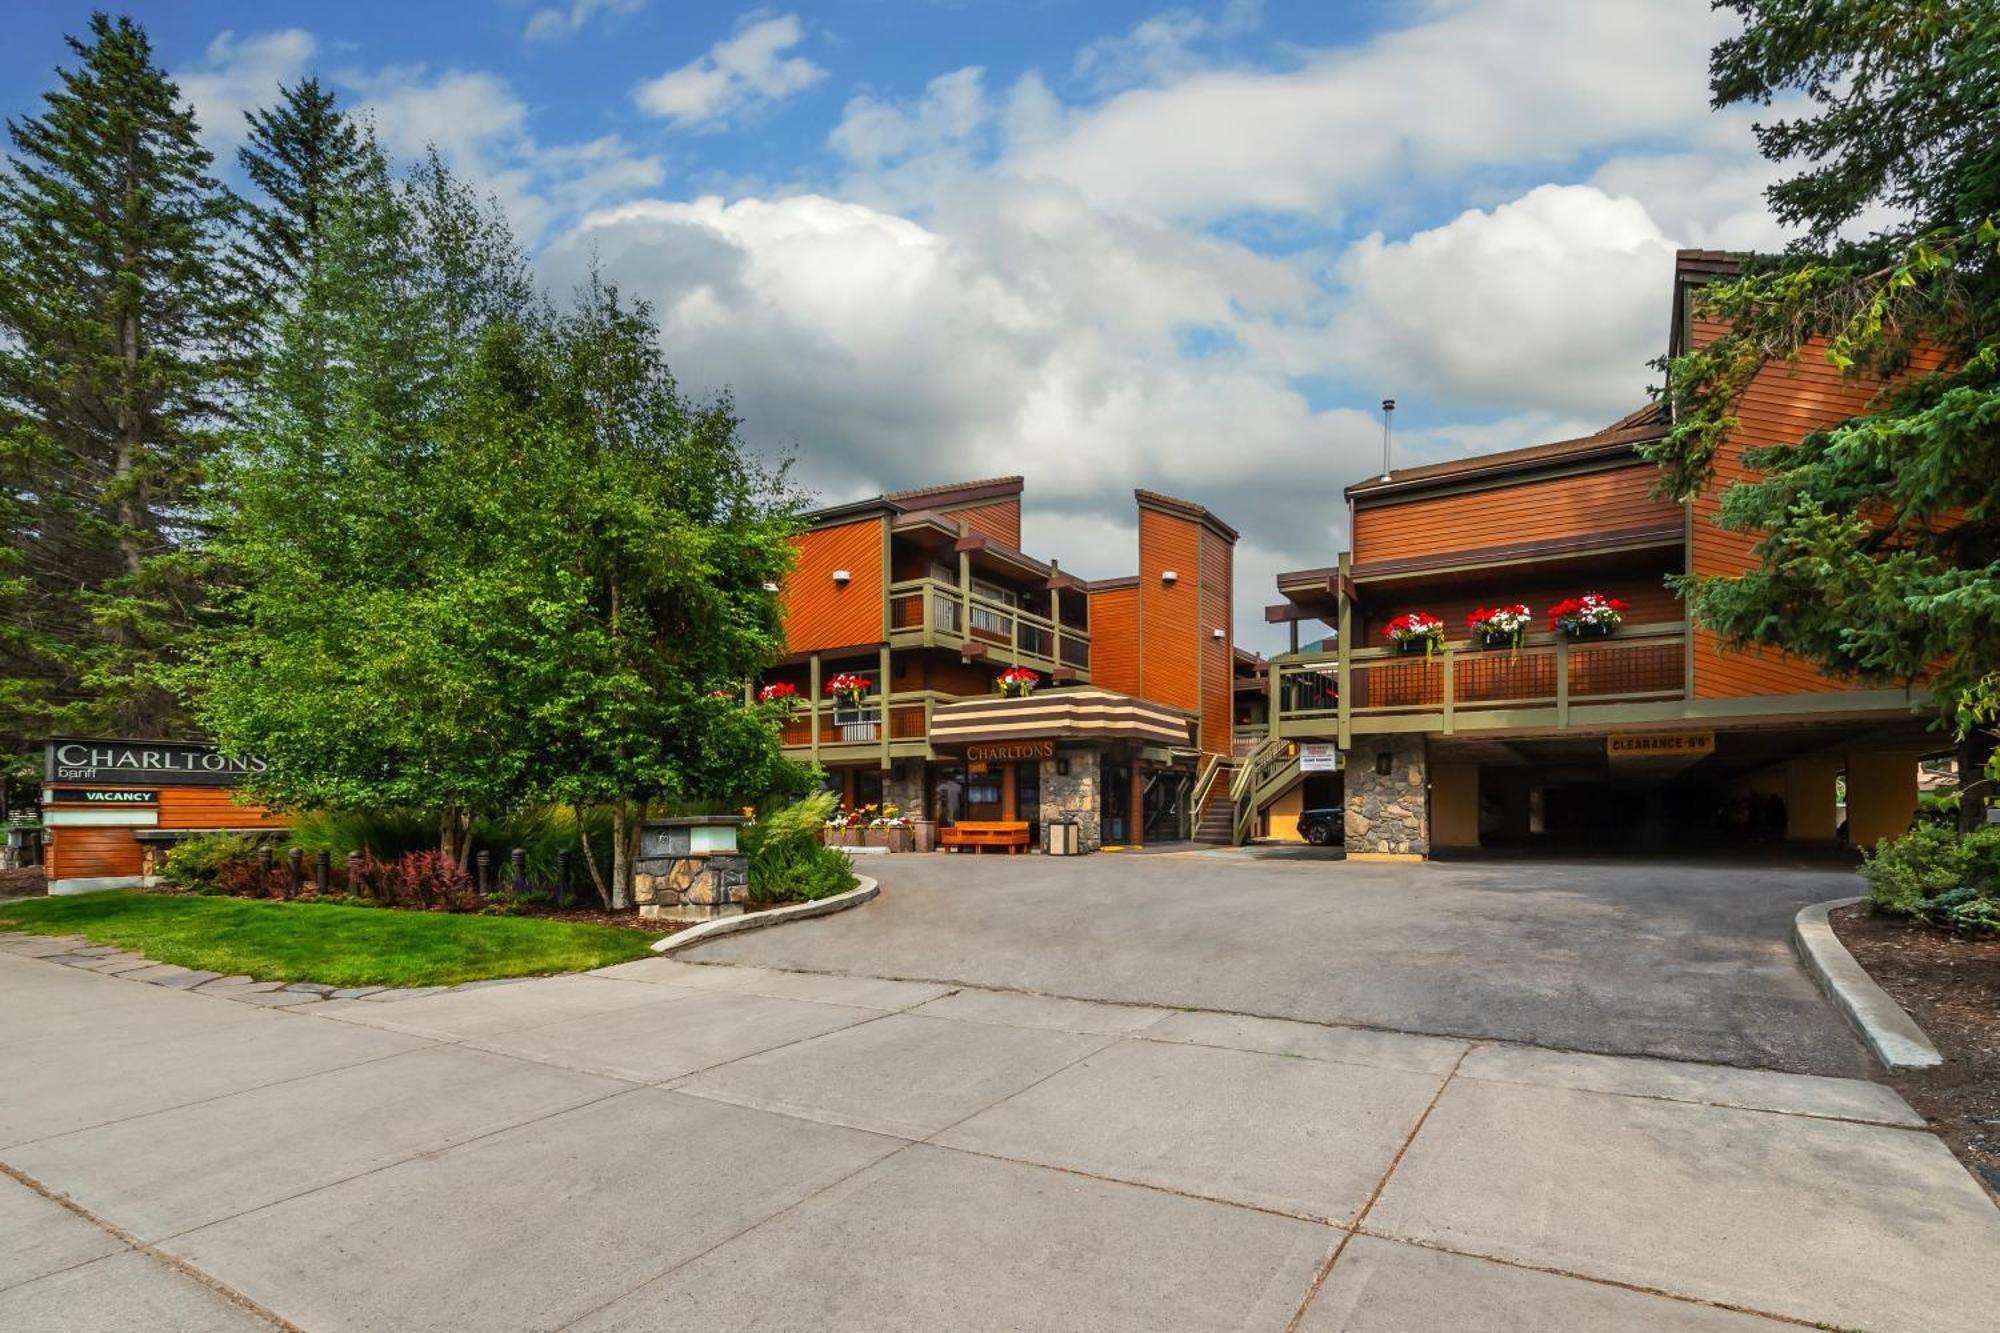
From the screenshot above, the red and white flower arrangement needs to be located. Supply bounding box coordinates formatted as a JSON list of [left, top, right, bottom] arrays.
[[826, 673, 871, 704], [998, 666, 1040, 697], [1548, 593, 1628, 637], [1467, 604, 1531, 650], [757, 681, 798, 708], [1384, 612, 1447, 658]]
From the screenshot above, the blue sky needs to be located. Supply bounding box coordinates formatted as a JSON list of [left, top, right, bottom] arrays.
[[6, 2, 1787, 647]]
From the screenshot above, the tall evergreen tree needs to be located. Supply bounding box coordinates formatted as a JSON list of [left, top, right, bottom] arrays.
[[0, 13, 250, 780], [234, 76, 369, 313], [1647, 0, 2000, 825]]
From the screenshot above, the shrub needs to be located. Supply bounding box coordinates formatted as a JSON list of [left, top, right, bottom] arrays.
[[1861, 824, 2000, 937], [1916, 790, 1961, 826], [354, 851, 481, 912], [742, 792, 859, 903], [160, 833, 266, 891]]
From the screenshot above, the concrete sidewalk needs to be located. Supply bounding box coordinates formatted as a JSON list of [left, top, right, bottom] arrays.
[[2, 942, 1996, 1331]]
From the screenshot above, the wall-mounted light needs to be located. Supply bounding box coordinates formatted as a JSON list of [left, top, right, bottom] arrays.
[[1375, 751, 1393, 776], [831, 569, 851, 585], [1056, 758, 1070, 777], [761, 582, 779, 593], [1161, 569, 1179, 585], [1211, 628, 1226, 640]]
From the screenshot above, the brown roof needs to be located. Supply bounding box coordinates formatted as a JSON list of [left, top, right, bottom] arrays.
[[1134, 488, 1239, 542], [882, 476, 1023, 508], [1345, 403, 1669, 500]]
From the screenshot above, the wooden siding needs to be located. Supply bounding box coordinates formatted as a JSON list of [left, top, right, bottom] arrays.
[[49, 827, 142, 880], [946, 499, 1021, 547], [157, 787, 286, 829], [1138, 508, 1201, 713], [782, 519, 886, 654], [1088, 587, 1140, 696], [1687, 318, 1947, 699], [1352, 464, 1680, 566], [1199, 527, 1233, 756]]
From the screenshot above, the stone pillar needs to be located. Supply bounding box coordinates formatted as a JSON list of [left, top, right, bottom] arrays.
[[1039, 747, 1102, 851], [1429, 761, 1480, 850], [1846, 751, 1918, 851], [1345, 735, 1428, 857], [882, 761, 925, 823], [633, 818, 751, 920]]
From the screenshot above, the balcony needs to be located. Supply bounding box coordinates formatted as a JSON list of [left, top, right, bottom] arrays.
[[887, 578, 1090, 675], [1271, 622, 1689, 739], [777, 689, 954, 761]]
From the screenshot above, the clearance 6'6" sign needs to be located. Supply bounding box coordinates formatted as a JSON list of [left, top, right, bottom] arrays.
[[1606, 731, 1715, 761]]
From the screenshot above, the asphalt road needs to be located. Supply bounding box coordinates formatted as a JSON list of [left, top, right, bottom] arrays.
[[693, 849, 1872, 1075]]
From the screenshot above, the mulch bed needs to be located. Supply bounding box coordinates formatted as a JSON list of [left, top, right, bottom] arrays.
[[1831, 903, 2000, 1193], [0, 866, 47, 896]]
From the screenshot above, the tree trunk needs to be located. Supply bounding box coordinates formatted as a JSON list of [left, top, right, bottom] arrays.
[[609, 800, 633, 911], [577, 811, 612, 909]]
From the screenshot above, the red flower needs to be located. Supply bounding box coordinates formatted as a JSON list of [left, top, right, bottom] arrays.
[[758, 682, 798, 703]]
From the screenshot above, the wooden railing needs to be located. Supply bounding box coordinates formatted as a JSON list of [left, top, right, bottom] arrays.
[[887, 577, 1090, 674], [1264, 622, 1687, 737], [777, 690, 953, 751]]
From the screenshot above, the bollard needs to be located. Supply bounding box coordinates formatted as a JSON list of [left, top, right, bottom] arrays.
[[256, 845, 273, 896], [287, 847, 304, 894], [476, 849, 492, 895], [511, 846, 527, 895], [347, 851, 364, 897], [555, 849, 570, 908], [315, 850, 330, 895]]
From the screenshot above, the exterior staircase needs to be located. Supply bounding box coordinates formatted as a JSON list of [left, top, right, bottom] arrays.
[[1192, 780, 1234, 843], [1229, 734, 1304, 845]]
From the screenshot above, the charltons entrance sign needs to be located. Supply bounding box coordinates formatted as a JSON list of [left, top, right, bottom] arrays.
[[46, 739, 267, 789]]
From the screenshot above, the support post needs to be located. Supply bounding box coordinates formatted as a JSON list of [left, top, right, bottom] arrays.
[[879, 642, 892, 769], [1050, 567, 1063, 671], [1336, 554, 1353, 751], [1555, 636, 1570, 730], [1441, 648, 1455, 735], [809, 651, 822, 765]]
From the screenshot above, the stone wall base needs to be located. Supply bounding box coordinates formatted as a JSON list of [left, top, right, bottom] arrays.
[[1345, 735, 1429, 857]]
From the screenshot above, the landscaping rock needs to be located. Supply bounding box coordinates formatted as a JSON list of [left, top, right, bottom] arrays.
[[148, 969, 225, 990]]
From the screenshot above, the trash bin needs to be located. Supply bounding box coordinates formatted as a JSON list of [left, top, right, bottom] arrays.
[[1044, 820, 1079, 855]]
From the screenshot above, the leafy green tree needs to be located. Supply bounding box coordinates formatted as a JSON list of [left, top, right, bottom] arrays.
[[1648, 0, 2000, 826], [0, 13, 250, 778]]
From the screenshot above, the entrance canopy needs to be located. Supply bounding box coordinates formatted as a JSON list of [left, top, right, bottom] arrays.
[[929, 687, 1193, 748]]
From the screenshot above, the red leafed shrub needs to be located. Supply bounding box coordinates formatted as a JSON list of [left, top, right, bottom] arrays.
[[212, 854, 270, 898], [355, 851, 480, 911]]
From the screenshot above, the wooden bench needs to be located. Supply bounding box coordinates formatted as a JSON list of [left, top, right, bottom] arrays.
[[937, 820, 1031, 854]]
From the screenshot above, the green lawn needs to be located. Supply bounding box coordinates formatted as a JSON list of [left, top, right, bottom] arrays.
[[0, 892, 657, 988]]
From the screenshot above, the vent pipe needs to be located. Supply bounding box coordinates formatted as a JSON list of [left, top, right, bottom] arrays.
[[1379, 398, 1396, 480]]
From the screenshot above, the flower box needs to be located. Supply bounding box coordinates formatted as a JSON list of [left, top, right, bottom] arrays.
[[1478, 629, 1517, 650], [865, 826, 913, 852], [1561, 621, 1614, 640]]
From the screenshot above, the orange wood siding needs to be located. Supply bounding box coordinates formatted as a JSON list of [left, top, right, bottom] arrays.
[[782, 519, 886, 654], [1137, 508, 1200, 713], [1687, 319, 1948, 699], [157, 787, 287, 829], [1089, 587, 1140, 696], [947, 500, 1021, 547], [1199, 527, 1233, 756], [48, 827, 142, 880], [1352, 465, 1680, 566]]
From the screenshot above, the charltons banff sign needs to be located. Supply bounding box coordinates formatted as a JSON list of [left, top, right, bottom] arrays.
[[46, 739, 267, 789]]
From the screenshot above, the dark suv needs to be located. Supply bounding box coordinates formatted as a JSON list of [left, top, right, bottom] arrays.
[[1297, 808, 1343, 845]]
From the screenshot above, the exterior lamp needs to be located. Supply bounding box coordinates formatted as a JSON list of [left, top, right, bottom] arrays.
[[762, 582, 779, 592], [1211, 628, 1226, 639], [831, 569, 851, 585], [1375, 751, 1393, 776], [1161, 569, 1179, 585]]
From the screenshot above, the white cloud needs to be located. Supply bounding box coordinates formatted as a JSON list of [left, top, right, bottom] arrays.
[[1324, 184, 1681, 416], [524, 0, 646, 45], [175, 28, 316, 151], [1011, 0, 1732, 222], [1071, 0, 1262, 95], [634, 12, 824, 131]]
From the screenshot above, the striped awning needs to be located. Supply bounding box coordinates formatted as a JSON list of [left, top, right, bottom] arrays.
[[928, 688, 1194, 748]]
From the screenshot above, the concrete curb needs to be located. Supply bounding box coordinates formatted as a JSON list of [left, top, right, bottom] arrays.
[[1792, 896, 1943, 1070], [650, 875, 878, 956]]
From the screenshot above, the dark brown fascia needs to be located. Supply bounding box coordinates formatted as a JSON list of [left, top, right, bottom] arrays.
[[883, 475, 1025, 510], [1090, 574, 1139, 592], [1134, 488, 1240, 543], [1668, 248, 1741, 360], [1346, 425, 1667, 504]]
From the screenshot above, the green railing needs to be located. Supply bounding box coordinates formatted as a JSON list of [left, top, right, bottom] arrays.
[[887, 577, 1090, 674]]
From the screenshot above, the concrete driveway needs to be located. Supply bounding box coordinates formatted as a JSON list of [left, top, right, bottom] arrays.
[[3, 925, 1999, 1332], [692, 852, 1873, 1075]]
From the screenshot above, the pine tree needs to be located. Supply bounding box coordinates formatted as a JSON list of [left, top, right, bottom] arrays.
[[1647, 0, 2000, 825], [234, 76, 370, 314], [0, 13, 250, 777]]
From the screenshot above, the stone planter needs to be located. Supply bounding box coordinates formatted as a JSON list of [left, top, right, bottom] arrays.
[[910, 819, 936, 853], [865, 826, 913, 852], [822, 828, 867, 849]]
